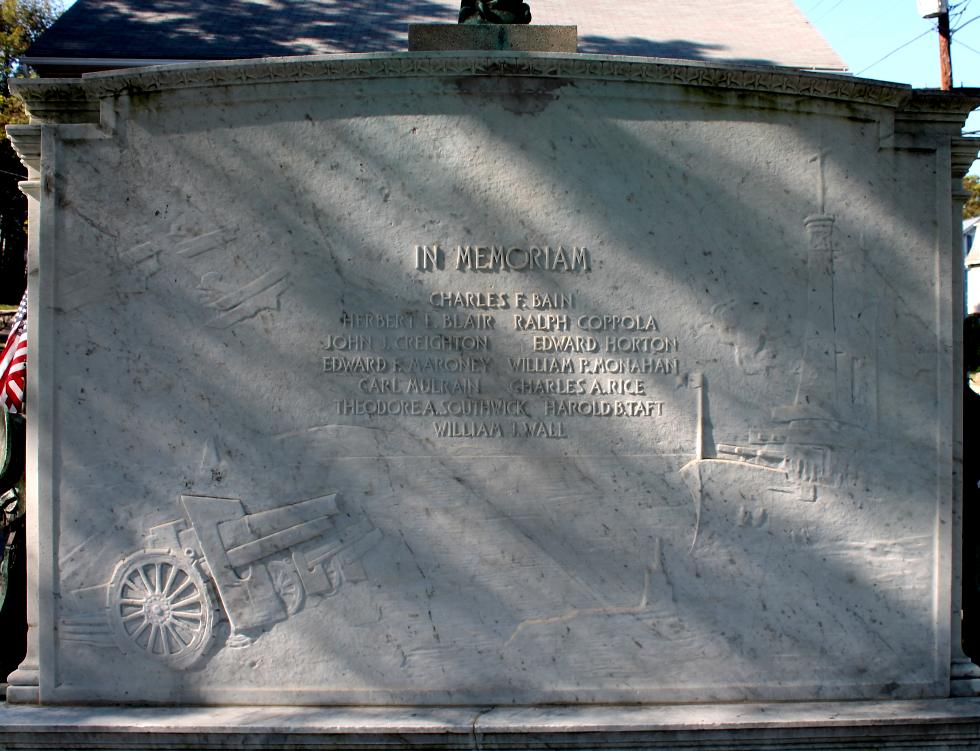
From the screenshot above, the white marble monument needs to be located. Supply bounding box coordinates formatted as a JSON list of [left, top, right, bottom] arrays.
[[1, 44, 979, 747]]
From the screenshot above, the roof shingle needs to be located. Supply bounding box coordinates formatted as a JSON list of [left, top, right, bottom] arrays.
[[25, 0, 846, 73]]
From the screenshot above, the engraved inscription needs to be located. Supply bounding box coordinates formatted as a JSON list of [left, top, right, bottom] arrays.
[[416, 244, 591, 272], [316, 243, 686, 441]]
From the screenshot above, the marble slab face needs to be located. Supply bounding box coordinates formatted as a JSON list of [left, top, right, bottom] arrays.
[[15, 56, 967, 705]]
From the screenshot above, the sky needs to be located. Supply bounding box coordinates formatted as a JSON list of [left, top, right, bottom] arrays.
[[57, 0, 979, 172], [796, 0, 979, 173]]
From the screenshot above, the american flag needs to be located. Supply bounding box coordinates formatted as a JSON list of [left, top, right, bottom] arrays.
[[0, 291, 27, 414]]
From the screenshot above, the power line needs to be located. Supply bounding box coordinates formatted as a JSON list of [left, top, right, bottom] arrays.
[[814, 0, 847, 22], [855, 27, 935, 76], [954, 36, 980, 56], [952, 0, 974, 17], [952, 0, 974, 18], [953, 12, 980, 32]]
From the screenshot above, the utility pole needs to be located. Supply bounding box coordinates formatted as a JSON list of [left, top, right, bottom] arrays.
[[939, 4, 953, 89], [918, 0, 953, 89]]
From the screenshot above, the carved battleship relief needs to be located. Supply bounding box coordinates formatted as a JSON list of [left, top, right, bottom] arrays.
[[682, 174, 880, 546]]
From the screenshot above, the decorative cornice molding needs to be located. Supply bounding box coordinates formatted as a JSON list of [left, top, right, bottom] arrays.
[[6, 125, 42, 172], [84, 53, 916, 106], [11, 54, 980, 131], [8, 78, 99, 125], [894, 89, 980, 140], [904, 88, 980, 114], [952, 137, 980, 181], [10, 52, 919, 116]]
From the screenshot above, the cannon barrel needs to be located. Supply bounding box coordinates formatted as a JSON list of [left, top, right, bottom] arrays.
[[225, 515, 336, 569], [217, 493, 339, 568], [217, 493, 339, 551]]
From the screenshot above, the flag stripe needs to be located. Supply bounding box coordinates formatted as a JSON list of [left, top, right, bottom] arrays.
[[1, 291, 27, 414]]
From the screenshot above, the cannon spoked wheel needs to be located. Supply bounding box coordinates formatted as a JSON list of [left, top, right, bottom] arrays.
[[107, 549, 215, 668]]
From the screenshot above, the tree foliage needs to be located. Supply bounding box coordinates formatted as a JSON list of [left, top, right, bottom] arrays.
[[0, 0, 59, 304], [0, 0, 60, 125], [967, 175, 980, 221]]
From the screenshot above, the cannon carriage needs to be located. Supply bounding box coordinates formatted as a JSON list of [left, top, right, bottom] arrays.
[[105, 493, 381, 668]]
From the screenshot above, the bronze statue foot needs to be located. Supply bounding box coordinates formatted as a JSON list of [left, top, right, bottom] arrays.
[[459, 0, 531, 24]]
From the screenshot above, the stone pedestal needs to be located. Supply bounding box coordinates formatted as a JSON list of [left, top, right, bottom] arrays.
[[3, 49, 980, 747], [408, 24, 576, 52]]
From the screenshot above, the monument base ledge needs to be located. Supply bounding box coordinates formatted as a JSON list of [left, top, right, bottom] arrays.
[[2, 699, 980, 749]]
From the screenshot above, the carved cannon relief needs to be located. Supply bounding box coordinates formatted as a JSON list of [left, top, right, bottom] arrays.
[[63, 492, 382, 669]]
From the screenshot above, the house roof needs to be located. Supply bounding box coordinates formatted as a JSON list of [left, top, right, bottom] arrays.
[[24, 0, 847, 76]]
